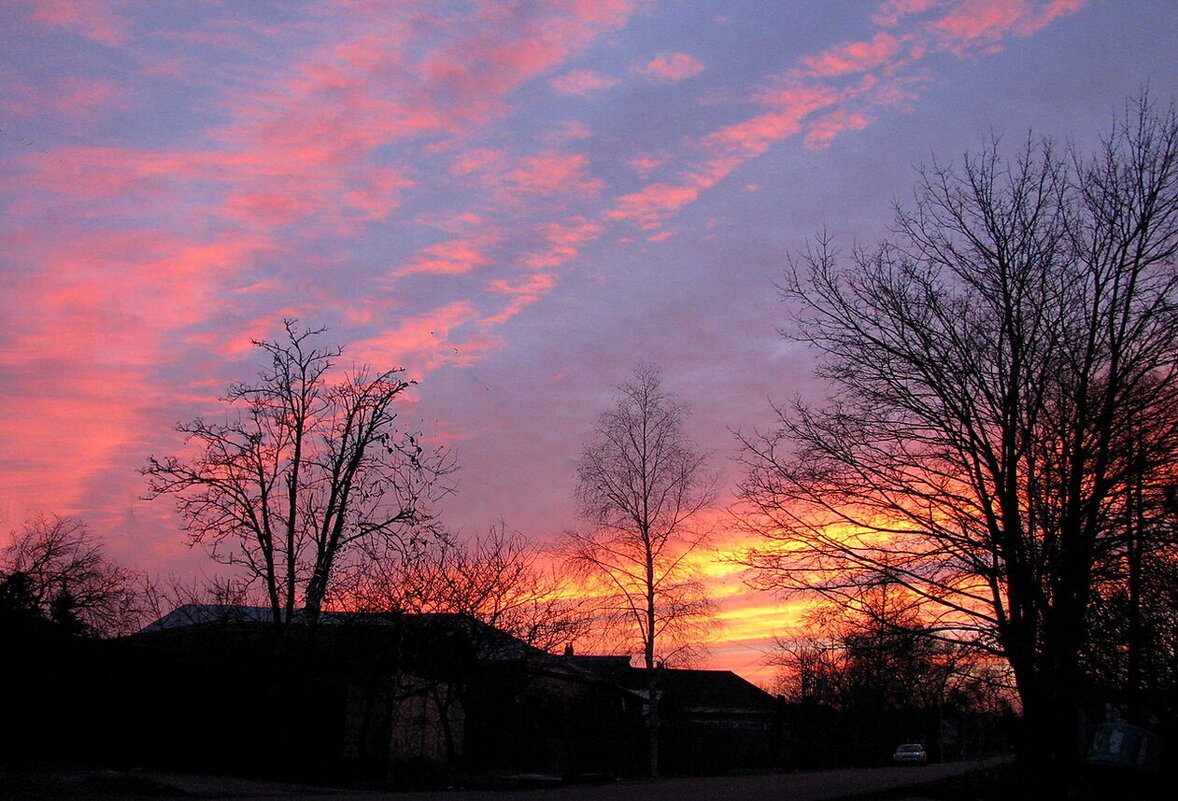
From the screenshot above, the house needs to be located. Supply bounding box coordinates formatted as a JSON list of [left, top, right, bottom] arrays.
[[130, 605, 646, 783], [569, 654, 784, 774]]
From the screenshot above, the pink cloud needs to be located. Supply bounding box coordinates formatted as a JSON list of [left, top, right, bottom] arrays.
[[403, 0, 641, 130], [928, 0, 1089, 54], [550, 69, 621, 96], [0, 376, 150, 516], [701, 84, 842, 168], [542, 120, 595, 143], [0, 0, 659, 577], [32, 0, 128, 45], [451, 149, 507, 176], [629, 154, 668, 175], [482, 272, 558, 324], [415, 211, 487, 235], [519, 216, 605, 268], [0, 69, 41, 118], [487, 273, 557, 297], [607, 183, 700, 229], [0, 0, 1101, 590], [603, 84, 844, 230], [872, 0, 947, 27], [634, 52, 706, 83], [502, 152, 604, 198], [395, 239, 495, 277], [797, 32, 905, 77], [342, 167, 415, 222], [352, 302, 495, 374], [540, 217, 605, 247], [58, 77, 123, 118], [449, 148, 604, 205], [804, 110, 872, 149], [225, 191, 311, 228]]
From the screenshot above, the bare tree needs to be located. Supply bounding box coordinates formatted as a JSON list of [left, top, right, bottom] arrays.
[[564, 365, 716, 776], [341, 523, 593, 654], [137, 570, 260, 627], [738, 95, 1178, 777], [335, 523, 596, 765], [0, 514, 145, 637], [143, 320, 453, 634], [772, 591, 1011, 766]]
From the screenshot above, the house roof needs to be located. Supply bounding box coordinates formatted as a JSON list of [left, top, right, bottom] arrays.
[[135, 604, 539, 663], [569, 655, 778, 712], [566, 654, 634, 679], [653, 669, 779, 712]]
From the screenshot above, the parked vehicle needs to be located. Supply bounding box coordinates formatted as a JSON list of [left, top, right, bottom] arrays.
[[892, 743, 928, 765]]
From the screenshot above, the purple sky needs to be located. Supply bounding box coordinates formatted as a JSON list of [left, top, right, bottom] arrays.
[[2, 0, 1176, 679]]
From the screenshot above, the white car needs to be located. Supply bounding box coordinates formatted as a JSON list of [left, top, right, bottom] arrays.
[[892, 743, 928, 764]]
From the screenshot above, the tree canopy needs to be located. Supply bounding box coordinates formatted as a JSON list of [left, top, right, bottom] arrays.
[[739, 95, 1178, 776], [144, 320, 453, 632]]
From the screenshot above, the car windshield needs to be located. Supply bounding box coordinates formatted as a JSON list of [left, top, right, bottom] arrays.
[[897, 745, 922, 752]]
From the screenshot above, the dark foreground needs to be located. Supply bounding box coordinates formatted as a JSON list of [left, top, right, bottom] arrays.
[[3, 759, 1016, 801]]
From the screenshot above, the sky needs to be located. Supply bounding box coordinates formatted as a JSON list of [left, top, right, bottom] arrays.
[[2, 0, 1177, 684]]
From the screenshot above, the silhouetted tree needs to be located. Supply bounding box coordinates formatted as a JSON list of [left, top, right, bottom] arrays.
[[0, 514, 144, 636], [143, 320, 453, 634], [341, 522, 593, 653], [774, 589, 1013, 767], [336, 523, 596, 769], [739, 95, 1178, 782], [564, 365, 717, 776]]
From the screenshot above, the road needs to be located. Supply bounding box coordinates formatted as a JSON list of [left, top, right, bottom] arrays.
[[135, 759, 1001, 801]]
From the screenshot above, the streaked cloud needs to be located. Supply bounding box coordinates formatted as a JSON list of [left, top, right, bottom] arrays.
[[0, 0, 1149, 674]]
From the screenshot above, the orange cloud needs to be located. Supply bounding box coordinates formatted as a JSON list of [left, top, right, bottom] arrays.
[[634, 52, 706, 83]]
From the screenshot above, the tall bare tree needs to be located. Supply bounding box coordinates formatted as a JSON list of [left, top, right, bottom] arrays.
[[565, 365, 716, 776], [0, 514, 144, 636], [738, 95, 1178, 778], [143, 320, 452, 633]]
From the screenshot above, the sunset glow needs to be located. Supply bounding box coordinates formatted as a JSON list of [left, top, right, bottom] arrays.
[[3, 0, 1175, 685]]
